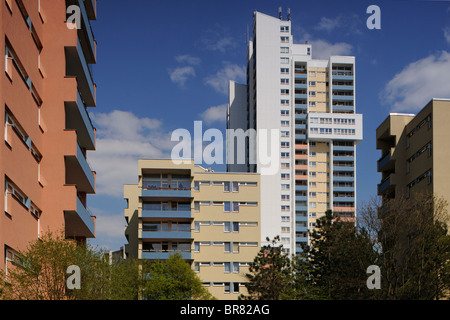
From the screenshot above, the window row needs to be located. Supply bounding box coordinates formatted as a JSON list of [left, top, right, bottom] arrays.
[[194, 241, 258, 253], [194, 180, 257, 192], [194, 221, 258, 233], [5, 109, 42, 162], [5, 178, 41, 219]]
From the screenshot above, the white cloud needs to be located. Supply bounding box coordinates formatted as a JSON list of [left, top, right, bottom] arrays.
[[175, 54, 201, 66], [381, 51, 450, 112], [315, 16, 342, 33], [204, 37, 235, 53], [200, 104, 227, 125], [309, 39, 353, 60], [444, 27, 450, 45], [168, 66, 196, 88], [90, 208, 126, 250], [89, 110, 174, 197], [205, 63, 246, 94]]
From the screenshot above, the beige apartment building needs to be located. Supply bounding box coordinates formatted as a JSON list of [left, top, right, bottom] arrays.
[[124, 159, 261, 300], [376, 99, 450, 207]]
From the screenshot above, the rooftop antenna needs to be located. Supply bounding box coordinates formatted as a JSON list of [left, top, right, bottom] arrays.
[[279, 7, 282, 20], [287, 8, 291, 21]]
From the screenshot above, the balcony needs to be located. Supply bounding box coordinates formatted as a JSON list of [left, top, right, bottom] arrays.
[[333, 175, 354, 182], [296, 225, 309, 233], [295, 205, 308, 212], [295, 83, 307, 89], [295, 104, 308, 110], [295, 237, 308, 244], [141, 187, 191, 199], [64, 196, 95, 238], [332, 94, 354, 101], [65, 90, 96, 151], [333, 155, 354, 162], [65, 144, 96, 194], [141, 230, 192, 240], [295, 196, 308, 202], [295, 94, 308, 100], [333, 186, 355, 192], [332, 72, 354, 81], [67, 0, 96, 63], [333, 145, 354, 152], [295, 113, 307, 120], [65, 38, 96, 107], [296, 214, 308, 222], [333, 164, 354, 172], [141, 209, 192, 219], [333, 196, 355, 203], [295, 124, 307, 130], [295, 73, 308, 79], [332, 85, 354, 91], [377, 149, 394, 172], [142, 251, 191, 260], [295, 134, 307, 140], [332, 105, 354, 112], [84, 0, 97, 20], [295, 185, 308, 191], [378, 176, 394, 195]]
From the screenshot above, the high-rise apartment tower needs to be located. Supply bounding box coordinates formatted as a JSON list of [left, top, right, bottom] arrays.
[[227, 11, 363, 254]]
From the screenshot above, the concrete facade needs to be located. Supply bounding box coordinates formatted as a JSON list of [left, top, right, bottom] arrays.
[[124, 159, 261, 300], [1, 0, 97, 272], [377, 99, 450, 210], [227, 11, 362, 254]]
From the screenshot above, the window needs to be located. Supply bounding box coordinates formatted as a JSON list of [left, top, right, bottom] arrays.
[[281, 205, 290, 212], [280, 47, 289, 54], [281, 163, 290, 169], [224, 242, 231, 253], [281, 99, 290, 106], [232, 202, 239, 213], [194, 201, 200, 212], [281, 194, 290, 201], [281, 89, 289, 95], [224, 202, 231, 212], [281, 152, 290, 158], [281, 184, 290, 190], [281, 36, 289, 43], [224, 181, 230, 192], [280, 26, 289, 32], [281, 68, 289, 74], [281, 141, 290, 148], [281, 120, 289, 127], [309, 91, 316, 97], [309, 101, 316, 107], [232, 182, 239, 192], [281, 57, 289, 64], [281, 173, 290, 180], [194, 181, 199, 191], [281, 110, 289, 116], [281, 131, 290, 138], [309, 81, 316, 87]]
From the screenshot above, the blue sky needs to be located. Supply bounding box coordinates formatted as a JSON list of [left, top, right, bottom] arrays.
[[86, 0, 450, 251]]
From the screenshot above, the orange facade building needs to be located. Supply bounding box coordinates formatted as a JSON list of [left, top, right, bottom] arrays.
[[1, 0, 97, 272]]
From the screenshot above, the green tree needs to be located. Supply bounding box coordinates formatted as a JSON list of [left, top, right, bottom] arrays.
[[360, 193, 450, 300], [300, 210, 378, 300], [142, 253, 214, 300], [241, 236, 295, 300]]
